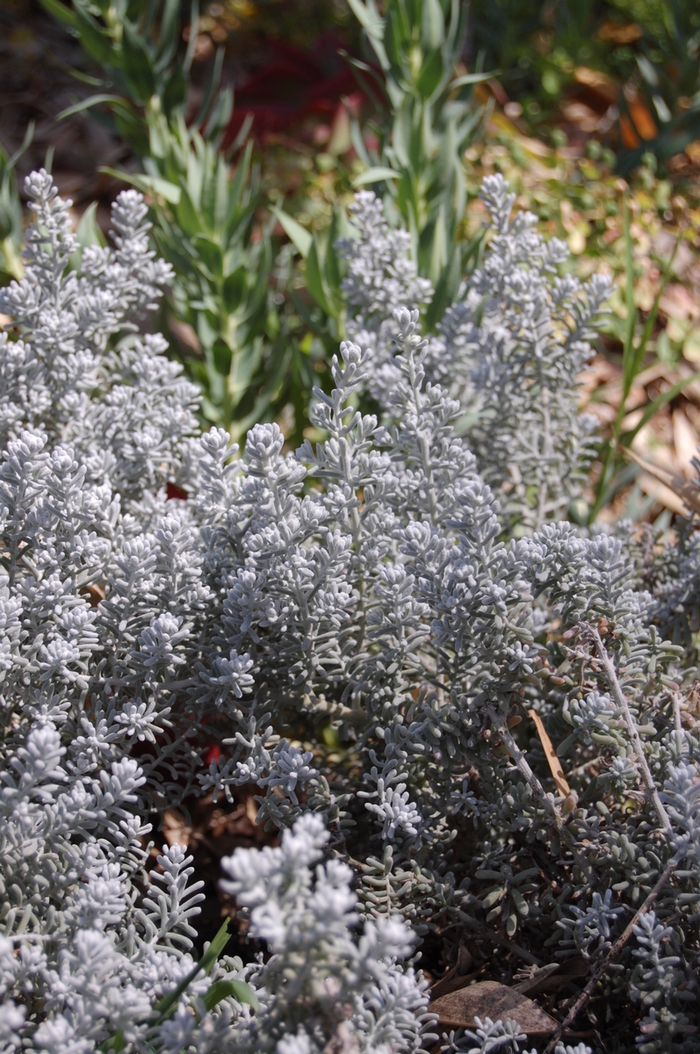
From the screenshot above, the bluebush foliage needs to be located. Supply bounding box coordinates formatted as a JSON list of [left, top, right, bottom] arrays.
[[0, 171, 698, 1054]]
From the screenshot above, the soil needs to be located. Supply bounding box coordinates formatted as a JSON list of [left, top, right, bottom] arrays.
[[0, 0, 132, 214]]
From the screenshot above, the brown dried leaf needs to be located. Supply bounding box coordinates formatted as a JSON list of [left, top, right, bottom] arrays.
[[637, 474, 688, 516], [673, 410, 698, 479], [528, 710, 570, 797], [596, 22, 642, 45], [429, 981, 557, 1036], [625, 447, 700, 516], [635, 361, 681, 388], [81, 583, 106, 608], [573, 66, 618, 102], [167, 316, 202, 355], [245, 793, 261, 826], [660, 284, 700, 324], [162, 809, 193, 848]]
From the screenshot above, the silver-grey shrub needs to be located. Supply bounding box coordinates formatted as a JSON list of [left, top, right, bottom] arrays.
[[338, 177, 612, 531], [0, 172, 698, 1054], [0, 173, 433, 1054]]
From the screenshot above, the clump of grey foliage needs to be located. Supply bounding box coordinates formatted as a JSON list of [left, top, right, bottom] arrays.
[[1, 171, 699, 1054], [338, 177, 611, 531]]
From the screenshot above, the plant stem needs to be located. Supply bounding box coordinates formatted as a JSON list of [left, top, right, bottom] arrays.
[[585, 626, 672, 833]]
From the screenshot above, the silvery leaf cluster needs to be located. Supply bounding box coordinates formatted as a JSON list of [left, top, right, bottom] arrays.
[[1, 172, 699, 1054], [338, 175, 612, 530]]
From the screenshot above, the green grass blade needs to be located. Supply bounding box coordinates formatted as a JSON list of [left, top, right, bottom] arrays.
[[620, 371, 700, 447], [154, 918, 232, 1022]]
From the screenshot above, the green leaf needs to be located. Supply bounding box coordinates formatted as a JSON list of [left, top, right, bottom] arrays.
[[194, 234, 224, 278], [213, 338, 233, 376], [391, 104, 411, 168], [383, 9, 405, 75], [346, 0, 384, 40], [100, 168, 182, 204], [174, 186, 202, 237], [421, 0, 445, 49], [4, 121, 35, 173], [73, 2, 112, 64], [448, 71, 493, 91], [269, 206, 312, 259], [416, 48, 444, 98], [99, 1029, 126, 1052], [154, 919, 232, 1023], [223, 267, 247, 312], [352, 166, 401, 186], [324, 210, 344, 294], [195, 45, 225, 130], [144, 175, 182, 204], [305, 237, 336, 318], [622, 200, 636, 387], [424, 247, 459, 330], [183, 0, 200, 73], [228, 335, 264, 398], [202, 978, 260, 1013], [161, 61, 187, 115], [427, 205, 447, 285], [58, 94, 134, 121], [199, 918, 234, 974], [37, 0, 78, 28], [289, 284, 325, 334], [155, 0, 181, 70], [349, 119, 373, 167], [147, 115, 170, 159], [214, 156, 229, 232], [226, 140, 253, 218], [558, 731, 580, 756], [122, 19, 156, 104], [615, 203, 678, 440]]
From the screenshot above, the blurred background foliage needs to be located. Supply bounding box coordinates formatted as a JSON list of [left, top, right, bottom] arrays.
[[1, 0, 700, 518]]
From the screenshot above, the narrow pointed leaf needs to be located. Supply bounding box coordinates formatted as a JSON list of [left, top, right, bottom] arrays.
[[353, 167, 401, 186], [269, 206, 312, 258]]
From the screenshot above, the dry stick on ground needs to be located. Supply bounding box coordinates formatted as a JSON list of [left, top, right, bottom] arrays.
[[541, 850, 684, 1054]]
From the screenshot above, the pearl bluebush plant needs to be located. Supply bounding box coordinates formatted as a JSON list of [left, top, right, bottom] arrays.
[[338, 177, 612, 531], [1, 171, 699, 1054]]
